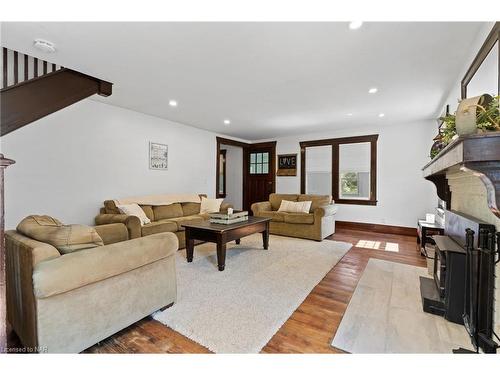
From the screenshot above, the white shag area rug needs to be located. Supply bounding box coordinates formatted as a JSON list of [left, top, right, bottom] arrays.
[[152, 233, 351, 353], [331, 258, 474, 353]]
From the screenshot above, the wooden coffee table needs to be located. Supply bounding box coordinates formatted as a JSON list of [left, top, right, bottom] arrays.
[[182, 216, 271, 271]]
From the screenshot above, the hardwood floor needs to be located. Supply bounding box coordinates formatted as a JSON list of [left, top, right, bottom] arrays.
[[7, 228, 426, 354], [262, 229, 425, 353]]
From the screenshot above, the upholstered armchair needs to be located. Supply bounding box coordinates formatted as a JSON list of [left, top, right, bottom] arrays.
[[6, 216, 178, 353]]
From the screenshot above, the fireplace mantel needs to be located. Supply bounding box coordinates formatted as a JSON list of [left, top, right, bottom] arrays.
[[422, 132, 500, 219]]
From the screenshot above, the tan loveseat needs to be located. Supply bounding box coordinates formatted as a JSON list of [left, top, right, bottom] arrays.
[[251, 194, 338, 241], [6, 216, 178, 353], [95, 194, 232, 248]]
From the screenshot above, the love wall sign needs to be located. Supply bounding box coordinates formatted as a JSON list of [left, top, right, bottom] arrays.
[[277, 154, 297, 176]]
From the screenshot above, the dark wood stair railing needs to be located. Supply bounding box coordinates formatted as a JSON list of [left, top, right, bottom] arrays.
[[1, 47, 112, 136], [0, 47, 113, 351], [2, 47, 63, 89]]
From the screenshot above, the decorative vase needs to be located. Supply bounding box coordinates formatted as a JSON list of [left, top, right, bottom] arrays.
[[455, 94, 493, 136]]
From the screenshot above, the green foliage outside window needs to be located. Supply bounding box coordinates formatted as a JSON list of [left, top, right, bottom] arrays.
[[341, 172, 358, 195]]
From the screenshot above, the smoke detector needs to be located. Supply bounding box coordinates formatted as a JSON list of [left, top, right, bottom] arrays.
[[33, 39, 56, 53]]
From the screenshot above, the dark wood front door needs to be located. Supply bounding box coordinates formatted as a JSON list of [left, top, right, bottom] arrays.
[[244, 142, 276, 212]]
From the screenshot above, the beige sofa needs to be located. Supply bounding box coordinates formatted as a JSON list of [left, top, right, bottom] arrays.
[[251, 194, 338, 241], [6, 217, 178, 353], [95, 194, 232, 248]]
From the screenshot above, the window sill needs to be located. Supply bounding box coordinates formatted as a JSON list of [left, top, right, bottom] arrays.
[[335, 199, 377, 206]]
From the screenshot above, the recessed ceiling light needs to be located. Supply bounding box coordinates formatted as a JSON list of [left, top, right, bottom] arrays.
[[33, 39, 56, 53], [349, 21, 363, 30], [347, 113, 353, 116], [378, 113, 385, 118], [368, 88, 378, 94], [168, 100, 178, 107], [223, 119, 231, 125]]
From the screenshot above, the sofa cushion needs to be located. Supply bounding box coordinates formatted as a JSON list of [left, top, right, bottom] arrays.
[[257, 210, 286, 222], [116, 203, 151, 225], [269, 194, 299, 211], [153, 203, 184, 220], [166, 215, 205, 231], [284, 213, 315, 224], [278, 200, 312, 213], [140, 205, 155, 221], [200, 197, 223, 213], [17, 215, 104, 254], [182, 202, 201, 216], [141, 220, 178, 236], [298, 194, 332, 212], [104, 200, 121, 214]]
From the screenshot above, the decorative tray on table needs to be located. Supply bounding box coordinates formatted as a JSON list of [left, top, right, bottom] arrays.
[[209, 210, 249, 225]]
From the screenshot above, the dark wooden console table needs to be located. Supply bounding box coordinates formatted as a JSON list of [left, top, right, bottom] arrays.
[[182, 216, 271, 271]]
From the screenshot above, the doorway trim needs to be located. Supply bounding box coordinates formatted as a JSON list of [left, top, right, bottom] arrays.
[[216, 137, 249, 208], [215, 137, 277, 212]]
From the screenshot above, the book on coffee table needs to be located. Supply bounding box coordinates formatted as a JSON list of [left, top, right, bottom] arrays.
[[209, 216, 249, 225], [209, 210, 249, 224]]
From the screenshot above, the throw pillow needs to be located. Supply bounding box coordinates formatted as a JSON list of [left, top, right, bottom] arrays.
[[277, 200, 312, 214], [200, 197, 223, 214], [116, 203, 151, 225], [17, 215, 104, 254]]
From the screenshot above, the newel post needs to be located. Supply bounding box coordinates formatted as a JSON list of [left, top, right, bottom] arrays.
[[0, 154, 15, 352]]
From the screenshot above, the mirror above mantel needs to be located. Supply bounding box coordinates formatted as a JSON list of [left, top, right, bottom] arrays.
[[461, 22, 499, 99]]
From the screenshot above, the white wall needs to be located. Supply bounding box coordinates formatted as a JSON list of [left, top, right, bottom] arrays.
[[266, 120, 438, 228], [0, 99, 218, 229], [220, 144, 243, 210]]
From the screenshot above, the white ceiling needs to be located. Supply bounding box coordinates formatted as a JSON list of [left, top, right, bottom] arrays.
[[1, 22, 485, 140]]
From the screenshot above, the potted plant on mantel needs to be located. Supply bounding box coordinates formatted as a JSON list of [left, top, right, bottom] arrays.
[[430, 94, 500, 159]]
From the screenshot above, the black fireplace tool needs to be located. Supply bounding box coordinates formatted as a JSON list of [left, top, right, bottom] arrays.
[[453, 229, 499, 354]]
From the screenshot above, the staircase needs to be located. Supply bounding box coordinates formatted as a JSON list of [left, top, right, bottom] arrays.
[[1, 47, 112, 136], [0, 47, 113, 351]]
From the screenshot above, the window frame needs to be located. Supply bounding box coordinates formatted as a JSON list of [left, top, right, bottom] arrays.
[[300, 134, 378, 206], [249, 151, 270, 175]]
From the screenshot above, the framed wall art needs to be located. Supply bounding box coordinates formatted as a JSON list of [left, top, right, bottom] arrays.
[[149, 142, 168, 170], [277, 153, 297, 176]]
